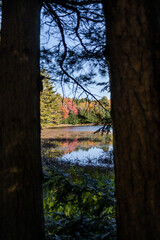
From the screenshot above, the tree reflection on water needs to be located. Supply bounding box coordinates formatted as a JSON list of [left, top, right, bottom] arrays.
[[41, 126, 113, 168]]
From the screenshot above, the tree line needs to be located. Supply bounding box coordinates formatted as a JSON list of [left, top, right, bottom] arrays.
[[41, 70, 111, 127]]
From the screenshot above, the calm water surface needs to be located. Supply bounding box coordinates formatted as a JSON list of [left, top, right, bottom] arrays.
[[59, 145, 113, 167], [59, 125, 103, 132], [52, 125, 114, 168]]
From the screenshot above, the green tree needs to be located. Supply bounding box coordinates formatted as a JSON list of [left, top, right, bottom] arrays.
[[40, 70, 62, 127], [100, 96, 109, 106], [76, 97, 111, 124], [64, 112, 79, 125], [92, 98, 111, 124]]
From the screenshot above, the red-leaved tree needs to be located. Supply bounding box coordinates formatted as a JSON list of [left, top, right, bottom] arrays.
[[61, 98, 78, 119]]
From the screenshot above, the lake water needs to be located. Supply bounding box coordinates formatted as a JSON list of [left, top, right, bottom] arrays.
[[41, 125, 113, 168], [58, 125, 103, 132], [59, 145, 113, 168]]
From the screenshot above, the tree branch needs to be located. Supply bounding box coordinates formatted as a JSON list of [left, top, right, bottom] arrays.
[[44, 0, 102, 7], [42, 1, 108, 111]]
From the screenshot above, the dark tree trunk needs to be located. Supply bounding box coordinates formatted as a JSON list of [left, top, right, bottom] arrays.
[[0, 1, 44, 239], [102, 0, 160, 239]]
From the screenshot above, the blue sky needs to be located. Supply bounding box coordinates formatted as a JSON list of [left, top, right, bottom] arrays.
[[40, 22, 110, 100], [54, 75, 110, 100]]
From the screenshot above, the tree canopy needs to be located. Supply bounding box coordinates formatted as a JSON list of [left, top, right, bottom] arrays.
[[41, 0, 109, 99]]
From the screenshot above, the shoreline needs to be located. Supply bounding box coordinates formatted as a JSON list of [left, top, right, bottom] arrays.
[[42, 123, 101, 129]]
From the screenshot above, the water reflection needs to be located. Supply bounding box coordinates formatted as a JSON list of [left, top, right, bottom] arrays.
[[41, 126, 113, 168], [59, 125, 103, 132], [58, 145, 113, 167]]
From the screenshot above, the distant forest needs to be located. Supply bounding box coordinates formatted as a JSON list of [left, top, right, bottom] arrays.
[[40, 71, 111, 127]]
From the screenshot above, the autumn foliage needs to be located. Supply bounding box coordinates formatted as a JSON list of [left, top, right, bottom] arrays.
[[61, 98, 78, 119], [40, 72, 111, 126]]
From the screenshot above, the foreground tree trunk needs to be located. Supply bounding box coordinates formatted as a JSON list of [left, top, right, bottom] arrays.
[[103, 1, 160, 239], [0, 1, 44, 239]]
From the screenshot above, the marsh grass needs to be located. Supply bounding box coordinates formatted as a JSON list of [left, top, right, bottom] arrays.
[[41, 129, 112, 164]]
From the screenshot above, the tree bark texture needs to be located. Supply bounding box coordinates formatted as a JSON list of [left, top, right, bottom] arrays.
[[102, 0, 160, 239], [0, 1, 44, 239]]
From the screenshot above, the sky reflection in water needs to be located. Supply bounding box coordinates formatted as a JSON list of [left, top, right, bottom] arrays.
[[58, 144, 113, 168], [42, 125, 113, 167]]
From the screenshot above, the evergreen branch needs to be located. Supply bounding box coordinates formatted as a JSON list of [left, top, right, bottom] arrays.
[[44, 0, 102, 7], [75, 9, 94, 55], [43, 2, 107, 111], [60, 64, 107, 111], [44, 2, 67, 65], [80, 16, 103, 22]]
